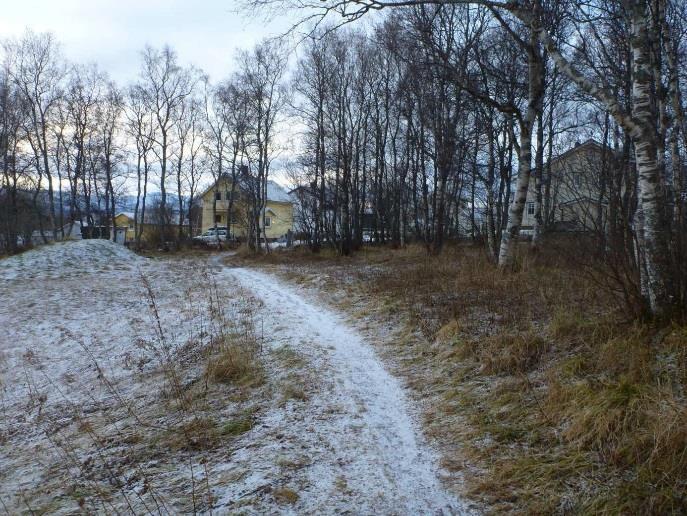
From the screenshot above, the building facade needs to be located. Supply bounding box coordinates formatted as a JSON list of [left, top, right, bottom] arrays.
[[521, 139, 612, 234], [200, 177, 294, 240]]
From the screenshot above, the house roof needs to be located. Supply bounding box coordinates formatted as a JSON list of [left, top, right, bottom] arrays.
[[200, 175, 292, 204], [266, 181, 291, 203], [288, 184, 336, 208], [549, 139, 609, 168]]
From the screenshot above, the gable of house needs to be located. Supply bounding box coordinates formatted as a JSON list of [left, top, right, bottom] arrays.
[[200, 176, 294, 239], [114, 213, 134, 228], [521, 140, 612, 231]]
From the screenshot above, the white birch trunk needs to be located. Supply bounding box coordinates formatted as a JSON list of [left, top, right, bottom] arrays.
[[630, 6, 674, 315], [528, 2, 674, 314], [498, 127, 533, 268], [498, 28, 542, 268]]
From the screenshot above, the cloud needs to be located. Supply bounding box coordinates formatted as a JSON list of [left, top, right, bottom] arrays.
[[1, 0, 300, 84]]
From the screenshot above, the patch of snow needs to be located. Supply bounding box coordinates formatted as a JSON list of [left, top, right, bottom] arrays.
[[266, 180, 291, 203], [0, 239, 144, 281]]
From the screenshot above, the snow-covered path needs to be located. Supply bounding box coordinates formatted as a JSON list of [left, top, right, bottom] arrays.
[[226, 265, 468, 515]]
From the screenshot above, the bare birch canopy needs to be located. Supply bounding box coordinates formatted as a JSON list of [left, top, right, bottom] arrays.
[[2, 0, 687, 316], [243, 0, 687, 316]]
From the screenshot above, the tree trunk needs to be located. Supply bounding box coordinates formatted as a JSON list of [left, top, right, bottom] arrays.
[[498, 29, 543, 268]]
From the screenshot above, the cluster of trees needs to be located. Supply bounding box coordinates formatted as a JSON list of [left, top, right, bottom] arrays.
[[204, 43, 288, 251], [2, 0, 686, 317], [292, 18, 498, 256], [0, 31, 287, 253], [283, 0, 687, 317]]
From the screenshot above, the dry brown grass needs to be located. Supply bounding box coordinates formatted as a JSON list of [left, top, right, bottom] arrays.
[[251, 241, 687, 514], [160, 417, 220, 452], [480, 332, 549, 375], [541, 319, 687, 513], [207, 342, 264, 387], [273, 487, 299, 505]]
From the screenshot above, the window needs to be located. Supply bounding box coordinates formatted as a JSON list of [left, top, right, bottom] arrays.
[[527, 202, 535, 215], [215, 214, 222, 223], [264, 216, 271, 228], [215, 191, 222, 201]]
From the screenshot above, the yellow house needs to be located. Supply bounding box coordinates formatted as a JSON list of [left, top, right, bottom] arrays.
[[200, 177, 294, 240], [114, 213, 137, 243]]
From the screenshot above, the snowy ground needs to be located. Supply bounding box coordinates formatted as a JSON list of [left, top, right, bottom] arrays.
[[0, 240, 467, 514]]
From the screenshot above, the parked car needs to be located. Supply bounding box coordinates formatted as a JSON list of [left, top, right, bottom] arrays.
[[193, 228, 229, 245]]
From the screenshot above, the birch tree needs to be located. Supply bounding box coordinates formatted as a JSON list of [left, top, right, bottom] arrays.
[[126, 85, 156, 249], [203, 77, 232, 245], [0, 54, 30, 253], [6, 31, 65, 241], [138, 45, 194, 249], [95, 80, 123, 241], [239, 41, 288, 252]]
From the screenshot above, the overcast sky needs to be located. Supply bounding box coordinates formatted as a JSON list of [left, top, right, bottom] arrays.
[[0, 0, 302, 85]]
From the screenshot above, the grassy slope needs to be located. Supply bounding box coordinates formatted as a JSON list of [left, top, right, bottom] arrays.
[[232, 243, 687, 514]]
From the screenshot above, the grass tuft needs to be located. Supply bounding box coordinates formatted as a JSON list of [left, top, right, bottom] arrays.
[[273, 487, 299, 505], [436, 319, 461, 344], [221, 411, 254, 436], [207, 341, 264, 387], [159, 417, 220, 452], [480, 332, 549, 375]]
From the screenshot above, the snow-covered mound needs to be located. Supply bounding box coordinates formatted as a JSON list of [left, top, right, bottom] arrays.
[[0, 239, 144, 281]]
